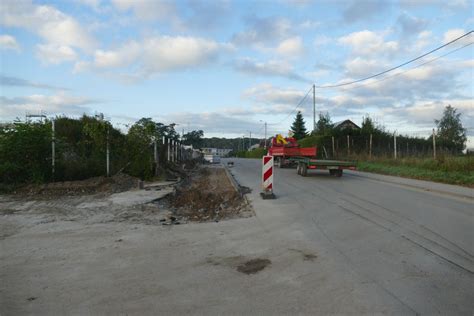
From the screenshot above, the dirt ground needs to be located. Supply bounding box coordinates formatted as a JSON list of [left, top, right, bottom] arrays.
[[0, 165, 252, 240], [164, 167, 253, 222]]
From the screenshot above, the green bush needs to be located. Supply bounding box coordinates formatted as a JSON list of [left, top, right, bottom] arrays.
[[298, 135, 324, 148]]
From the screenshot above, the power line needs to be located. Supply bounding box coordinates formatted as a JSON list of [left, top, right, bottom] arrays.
[[337, 41, 473, 91], [315, 30, 473, 89], [268, 86, 313, 126]]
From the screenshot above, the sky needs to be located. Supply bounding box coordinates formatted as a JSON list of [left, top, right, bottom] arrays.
[[0, 0, 473, 145]]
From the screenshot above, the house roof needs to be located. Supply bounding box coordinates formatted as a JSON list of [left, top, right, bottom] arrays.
[[333, 119, 360, 129]]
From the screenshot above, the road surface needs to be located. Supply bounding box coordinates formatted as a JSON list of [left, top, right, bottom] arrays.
[[1, 158, 473, 314], [226, 158, 473, 314]]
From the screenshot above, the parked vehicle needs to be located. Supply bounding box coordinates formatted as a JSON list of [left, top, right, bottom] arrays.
[[204, 154, 221, 164], [268, 134, 356, 177]]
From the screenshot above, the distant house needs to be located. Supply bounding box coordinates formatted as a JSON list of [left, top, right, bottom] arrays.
[[201, 148, 233, 157], [333, 119, 360, 131]]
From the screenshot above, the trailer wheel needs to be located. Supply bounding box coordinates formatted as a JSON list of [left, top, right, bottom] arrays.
[[335, 169, 343, 177], [301, 163, 308, 177], [329, 169, 336, 176], [297, 163, 301, 175]]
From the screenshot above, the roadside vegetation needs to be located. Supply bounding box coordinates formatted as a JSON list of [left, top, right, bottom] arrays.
[[357, 156, 474, 187], [0, 116, 182, 192]]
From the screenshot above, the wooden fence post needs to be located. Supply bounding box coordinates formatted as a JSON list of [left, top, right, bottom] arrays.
[[369, 134, 372, 159], [347, 135, 350, 157]]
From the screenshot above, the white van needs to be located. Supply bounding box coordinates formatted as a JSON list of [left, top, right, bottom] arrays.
[[204, 154, 221, 164]]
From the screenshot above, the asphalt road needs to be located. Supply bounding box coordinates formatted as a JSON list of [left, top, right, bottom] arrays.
[[225, 158, 474, 315], [2, 158, 473, 315]]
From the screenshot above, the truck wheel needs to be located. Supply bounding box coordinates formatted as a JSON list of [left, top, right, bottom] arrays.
[[329, 169, 335, 176], [301, 163, 308, 177], [335, 169, 343, 177], [297, 163, 301, 175]]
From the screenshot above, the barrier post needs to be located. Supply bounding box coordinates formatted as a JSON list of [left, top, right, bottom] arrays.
[[261, 155, 275, 199]]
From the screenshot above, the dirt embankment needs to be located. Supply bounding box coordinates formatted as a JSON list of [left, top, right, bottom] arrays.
[[14, 173, 139, 197], [164, 167, 253, 222], [1, 165, 252, 239]]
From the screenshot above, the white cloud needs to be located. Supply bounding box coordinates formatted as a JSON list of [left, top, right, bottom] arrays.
[[443, 28, 473, 46], [36, 44, 77, 64], [243, 83, 310, 106], [111, 0, 178, 23], [0, 34, 20, 51], [164, 111, 263, 136], [142, 36, 227, 73], [344, 57, 390, 78], [93, 41, 141, 69], [1, 0, 96, 56], [339, 30, 398, 57], [234, 58, 309, 82], [0, 92, 98, 118], [277, 36, 304, 57], [75, 35, 231, 78]]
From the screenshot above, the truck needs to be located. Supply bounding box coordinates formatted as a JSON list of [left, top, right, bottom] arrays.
[[268, 134, 356, 177]]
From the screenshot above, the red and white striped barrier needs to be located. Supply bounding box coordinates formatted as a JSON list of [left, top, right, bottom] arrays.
[[261, 155, 275, 199]]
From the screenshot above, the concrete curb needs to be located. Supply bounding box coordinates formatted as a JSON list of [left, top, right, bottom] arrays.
[[223, 164, 243, 197]]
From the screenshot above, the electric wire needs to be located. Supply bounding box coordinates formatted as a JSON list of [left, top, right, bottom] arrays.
[[314, 30, 473, 89], [336, 41, 473, 91]]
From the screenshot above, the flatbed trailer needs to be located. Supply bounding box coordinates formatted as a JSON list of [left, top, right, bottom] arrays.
[[290, 157, 356, 177]]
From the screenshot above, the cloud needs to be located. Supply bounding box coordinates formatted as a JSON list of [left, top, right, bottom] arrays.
[[234, 58, 310, 82], [232, 15, 292, 47], [36, 44, 77, 64], [2, 1, 95, 52], [0, 92, 99, 118], [396, 12, 429, 39], [277, 36, 304, 57], [0, 75, 68, 90], [344, 57, 390, 78], [0, 34, 20, 51], [164, 111, 263, 136], [338, 30, 399, 57], [111, 0, 179, 24], [443, 28, 473, 46], [75, 35, 232, 78], [342, 1, 389, 24], [243, 83, 313, 107]]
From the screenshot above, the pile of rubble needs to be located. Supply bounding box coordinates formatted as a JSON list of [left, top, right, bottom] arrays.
[[165, 167, 252, 222]]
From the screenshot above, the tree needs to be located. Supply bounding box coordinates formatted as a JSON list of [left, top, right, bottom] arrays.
[[314, 112, 333, 136], [360, 115, 376, 135], [182, 130, 204, 148], [435, 105, 467, 153], [290, 111, 307, 140]]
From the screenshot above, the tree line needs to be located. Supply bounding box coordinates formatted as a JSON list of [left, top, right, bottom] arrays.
[[289, 105, 468, 155], [0, 116, 181, 190]]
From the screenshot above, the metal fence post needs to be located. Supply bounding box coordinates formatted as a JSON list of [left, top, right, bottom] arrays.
[[432, 129, 436, 159]]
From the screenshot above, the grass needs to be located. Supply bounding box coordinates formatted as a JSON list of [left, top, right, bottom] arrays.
[[357, 156, 474, 187]]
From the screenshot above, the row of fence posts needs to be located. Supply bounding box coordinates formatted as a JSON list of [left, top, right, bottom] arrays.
[[329, 129, 439, 160], [50, 119, 186, 180]]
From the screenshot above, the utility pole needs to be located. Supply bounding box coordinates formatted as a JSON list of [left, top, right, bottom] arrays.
[[248, 131, 251, 150], [154, 137, 158, 175], [313, 84, 316, 133], [264, 122, 267, 149], [106, 125, 110, 177], [51, 119, 55, 181], [394, 132, 397, 159], [369, 134, 373, 159]]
